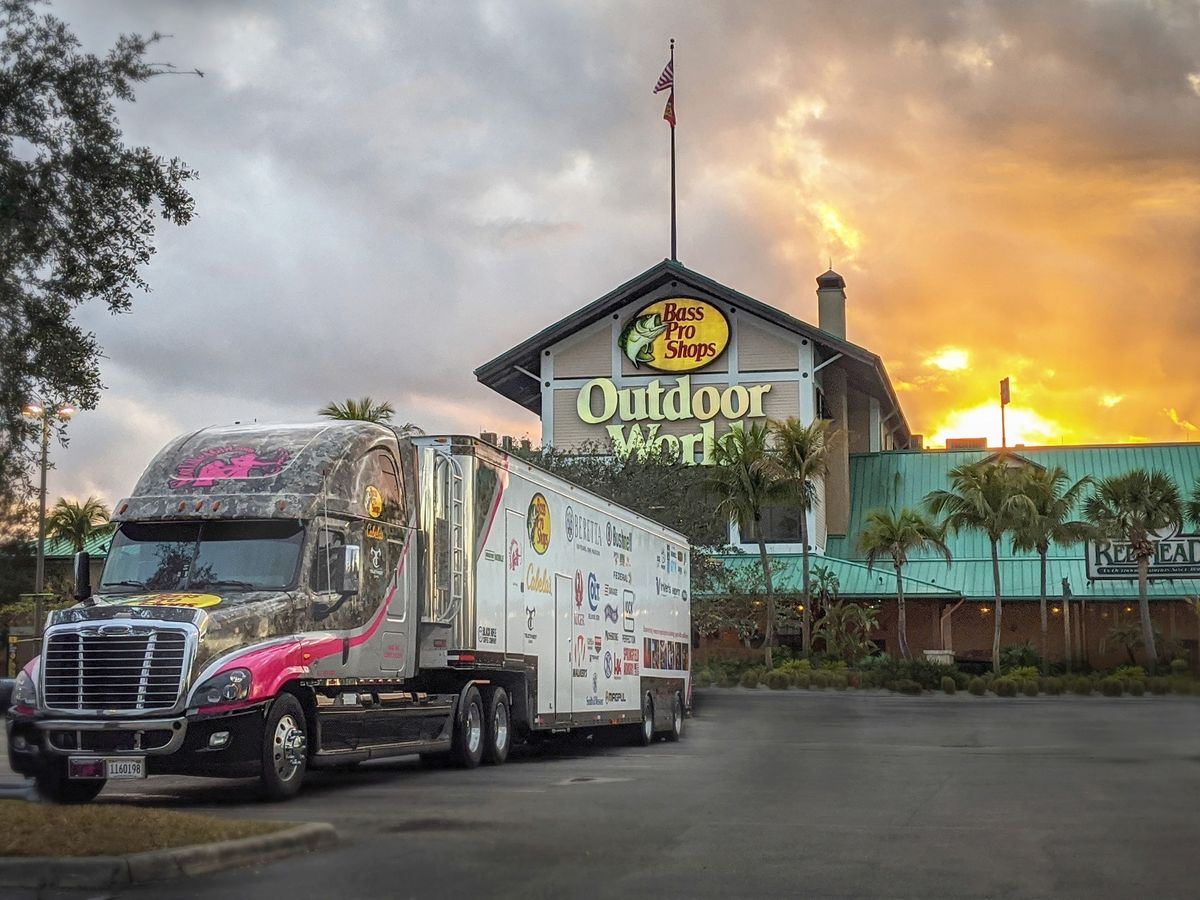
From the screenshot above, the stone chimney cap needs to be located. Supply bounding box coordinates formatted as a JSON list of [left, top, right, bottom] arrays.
[[816, 269, 846, 290]]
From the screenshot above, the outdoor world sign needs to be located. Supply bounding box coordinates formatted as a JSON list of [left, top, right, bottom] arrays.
[[1085, 524, 1200, 580]]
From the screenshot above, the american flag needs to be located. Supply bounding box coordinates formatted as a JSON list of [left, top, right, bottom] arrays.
[[653, 60, 673, 94], [662, 91, 675, 128]]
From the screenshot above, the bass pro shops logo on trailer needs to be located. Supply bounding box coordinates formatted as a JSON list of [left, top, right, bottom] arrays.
[[527, 493, 551, 554]]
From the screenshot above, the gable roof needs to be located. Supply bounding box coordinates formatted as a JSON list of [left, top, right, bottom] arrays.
[[473, 258, 910, 444]]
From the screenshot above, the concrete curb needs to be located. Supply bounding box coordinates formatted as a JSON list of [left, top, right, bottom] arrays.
[[0, 821, 337, 888]]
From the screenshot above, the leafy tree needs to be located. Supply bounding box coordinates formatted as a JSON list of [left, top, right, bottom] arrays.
[[858, 507, 951, 661], [1012, 467, 1092, 674], [0, 0, 196, 507], [926, 460, 1032, 674], [1084, 469, 1182, 675], [703, 422, 788, 667], [766, 417, 833, 656], [809, 562, 839, 615], [45, 495, 110, 552], [1103, 620, 1145, 666]]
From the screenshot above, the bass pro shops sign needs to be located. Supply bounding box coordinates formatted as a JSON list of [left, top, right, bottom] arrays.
[[1085, 524, 1200, 580], [576, 298, 771, 465]]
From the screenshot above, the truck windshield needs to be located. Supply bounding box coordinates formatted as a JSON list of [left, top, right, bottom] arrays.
[[100, 521, 305, 594]]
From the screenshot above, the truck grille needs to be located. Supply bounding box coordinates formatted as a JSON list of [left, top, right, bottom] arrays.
[[42, 628, 189, 713]]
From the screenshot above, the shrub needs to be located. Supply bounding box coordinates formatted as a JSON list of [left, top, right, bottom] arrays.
[[953, 671, 971, 691], [818, 659, 849, 673], [1169, 658, 1189, 676], [1100, 676, 1124, 697], [967, 677, 987, 696], [777, 659, 813, 675], [1021, 680, 1039, 697], [1071, 677, 1093, 696], [1149, 677, 1170, 695], [794, 673, 811, 689], [993, 678, 1018, 697], [893, 679, 922, 695], [740, 669, 761, 689], [1127, 680, 1145, 696], [694, 669, 712, 688], [812, 672, 831, 689], [720, 671, 740, 688], [1007, 666, 1041, 682], [1113, 665, 1146, 681], [765, 670, 790, 690], [846, 671, 863, 689], [941, 676, 957, 695], [831, 674, 848, 691], [999, 641, 1042, 672], [1041, 677, 1063, 695]]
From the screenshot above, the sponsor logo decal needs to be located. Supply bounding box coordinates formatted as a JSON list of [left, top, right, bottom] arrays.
[[369, 546, 384, 574], [575, 634, 586, 667], [606, 523, 633, 551], [574, 570, 584, 607], [587, 572, 600, 612], [604, 630, 619, 643], [604, 603, 620, 624], [623, 647, 640, 676], [365, 523, 384, 540], [508, 539, 522, 571], [526, 565, 552, 594], [527, 493, 551, 554], [623, 595, 636, 633], [484, 548, 504, 563], [121, 593, 222, 609], [364, 485, 384, 518], [168, 446, 289, 489], [612, 569, 632, 585], [526, 606, 536, 631], [605, 691, 626, 704], [478, 625, 498, 645], [604, 651, 613, 678]]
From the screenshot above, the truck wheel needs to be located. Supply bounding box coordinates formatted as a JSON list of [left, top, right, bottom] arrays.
[[482, 687, 510, 765], [633, 692, 655, 746], [452, 685, 485, 768], [260, 693, 308, 801], [667, 692, 683, 742], [35, 760, 106, 804]]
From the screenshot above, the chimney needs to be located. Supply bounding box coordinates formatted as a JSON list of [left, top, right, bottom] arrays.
[[816, 268, 846, 339]]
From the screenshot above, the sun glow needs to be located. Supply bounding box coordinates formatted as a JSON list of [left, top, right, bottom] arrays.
[[925, 348, 969, 371], [928, 403, 1063, 448]]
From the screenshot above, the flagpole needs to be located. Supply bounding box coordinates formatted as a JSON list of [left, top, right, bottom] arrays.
[[669, 38, 677, 262]]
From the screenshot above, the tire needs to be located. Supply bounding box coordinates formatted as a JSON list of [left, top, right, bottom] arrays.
[[667, 692, 683, 742], [633, 691, 655, 746], [260, 693, 308, 801], [35, 760, 106, 804], [482, 686, 511, 766], [452, 685, 485, 769]]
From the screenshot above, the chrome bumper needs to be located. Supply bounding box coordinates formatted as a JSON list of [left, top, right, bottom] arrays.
[[34, 716, 188, 756]]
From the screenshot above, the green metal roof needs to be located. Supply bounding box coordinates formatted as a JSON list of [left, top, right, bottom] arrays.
[[32, 524, 115, 560], [706, 552, 959, 599], [821, 442, 1200, 602]]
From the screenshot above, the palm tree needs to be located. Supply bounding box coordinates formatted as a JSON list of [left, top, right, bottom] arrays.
[[319, 397, 398, 425], [858, 507, 951, 660], [1084, 469, 1182, 675], [704, 422, 788, 667], [46, 496, 111, 553], [1012, 467, 1092, 674], [1188, 476, 1200, 528], [926, 460, 1032, 674]]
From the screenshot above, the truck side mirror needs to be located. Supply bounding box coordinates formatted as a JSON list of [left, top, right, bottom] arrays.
[[73, 551, 93, 604], [328, 544, 361, 596]]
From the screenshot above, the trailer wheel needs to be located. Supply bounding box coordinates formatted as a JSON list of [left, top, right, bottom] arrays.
[[452, 685, 485, 768], [35, 760, 106, 804], [260, 693, 308, 801], [633, 691, 655, 746], [667, 692, 683, 742], [482, 687, 511, 765]]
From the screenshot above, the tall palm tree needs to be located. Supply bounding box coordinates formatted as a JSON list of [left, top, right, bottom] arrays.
[[1084, 469, 1182, 675], [704, 422, 787, 667], [858, 507, 951, 660], [926, 460, 1032, 674], [1012, 467, 1092, 674], [767, 417, 833, 656], [46, 496, 111, 553]]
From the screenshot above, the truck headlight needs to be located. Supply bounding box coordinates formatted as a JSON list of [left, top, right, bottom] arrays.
[[12, 668, 37, 708], [193, 669, 251, 707]]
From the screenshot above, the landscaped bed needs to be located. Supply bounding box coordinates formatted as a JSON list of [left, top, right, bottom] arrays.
[[0, 800, 287, 857]]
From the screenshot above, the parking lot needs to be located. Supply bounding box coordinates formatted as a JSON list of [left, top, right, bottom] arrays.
[[5, 689, 1200, 899]]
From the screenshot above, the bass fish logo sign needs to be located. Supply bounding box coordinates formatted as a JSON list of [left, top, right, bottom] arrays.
[[527, 493, 551, 555], [618, 299, 729, 373]]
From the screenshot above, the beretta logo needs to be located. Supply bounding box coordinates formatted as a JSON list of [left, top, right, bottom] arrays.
[[617, 298, 730, 373], [527, 493, 550, 554]]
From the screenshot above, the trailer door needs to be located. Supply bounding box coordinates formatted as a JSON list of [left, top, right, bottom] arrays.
[[554, 573, 574, 719], [504, 510, 525, 657]]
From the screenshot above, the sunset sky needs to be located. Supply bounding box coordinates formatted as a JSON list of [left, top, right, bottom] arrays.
[[43, 0, 1200, 504]]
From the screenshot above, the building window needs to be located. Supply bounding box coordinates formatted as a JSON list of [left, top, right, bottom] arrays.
[[744, 506, 803, 544], [815, 386, 832, 421]]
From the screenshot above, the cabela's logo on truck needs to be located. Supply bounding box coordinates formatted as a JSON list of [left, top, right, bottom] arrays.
[[527, 493, 551, 554], [618, 299, 730, 373]]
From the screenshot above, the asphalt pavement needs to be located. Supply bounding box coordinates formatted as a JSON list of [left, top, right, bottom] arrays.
[[4, 689, 1199, 899]]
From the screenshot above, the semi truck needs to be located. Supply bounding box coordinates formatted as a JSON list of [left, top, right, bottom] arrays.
[[6, 423, 691, 801]]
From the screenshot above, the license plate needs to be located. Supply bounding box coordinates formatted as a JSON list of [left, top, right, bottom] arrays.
[[70, 756, 146, 779]]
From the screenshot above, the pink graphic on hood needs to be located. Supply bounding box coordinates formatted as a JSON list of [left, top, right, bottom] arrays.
[[169, 447, 290, 489]]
